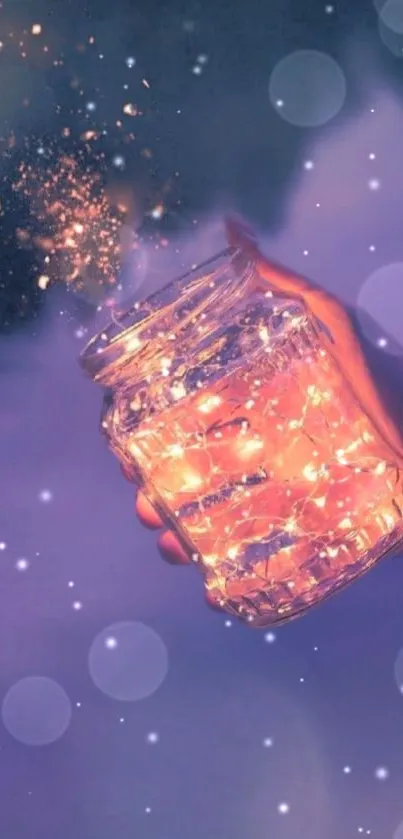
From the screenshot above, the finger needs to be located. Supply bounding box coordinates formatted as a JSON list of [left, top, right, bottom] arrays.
[[135, 491, 164, 529], [157, 530, 191, 565], [205, 589, 224, 613]]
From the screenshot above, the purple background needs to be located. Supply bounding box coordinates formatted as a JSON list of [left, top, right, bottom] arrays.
[[3, 1, 403, 837]]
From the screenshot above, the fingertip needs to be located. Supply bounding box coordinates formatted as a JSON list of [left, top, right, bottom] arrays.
[[135, 492, 163, 529], [157, 530, 191, 565], [205, 589, 224, 613]]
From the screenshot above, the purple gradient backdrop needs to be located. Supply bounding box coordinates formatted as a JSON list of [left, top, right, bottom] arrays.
[[2, 89, 403, 839]]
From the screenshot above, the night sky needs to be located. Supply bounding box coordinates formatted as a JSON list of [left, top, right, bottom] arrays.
[[3, 0, 403, 837]]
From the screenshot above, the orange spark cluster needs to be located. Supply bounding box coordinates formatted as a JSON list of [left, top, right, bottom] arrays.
[[14, 154, 126, 295]]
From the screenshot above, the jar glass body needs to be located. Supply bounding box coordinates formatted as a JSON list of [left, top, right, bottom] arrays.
[[81, 249, 403, 626]]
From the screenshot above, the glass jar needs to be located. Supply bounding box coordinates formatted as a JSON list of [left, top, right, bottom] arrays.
[[80, 224, 403, 627]]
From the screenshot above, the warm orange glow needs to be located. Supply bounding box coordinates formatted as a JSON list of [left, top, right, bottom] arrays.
[[81, 221, 403, 627]]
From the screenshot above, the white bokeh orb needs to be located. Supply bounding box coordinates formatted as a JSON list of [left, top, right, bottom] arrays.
[[2, 676, 72, 746], [375, 0, 403, 34], [356, 262, 403, 356], [378, 15, 403, 55], [394, 646, 403, 694], [269, 50, 346, 128], [394, 821, 403, 839], [88, 621, 169, 702]]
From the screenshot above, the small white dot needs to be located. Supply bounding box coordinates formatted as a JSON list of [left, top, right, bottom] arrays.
[[304, 160, 314, 170], [275, 99, 284, 108], [39, 489, 53, 503], [313, 646, 319, 651], [343, 765, 352, 774], [68, 581, 74, 588], [377, 337, 388, 349], [224, 620, 232, 628], [325, 5, 334, 13], [369, 244, 376, 252], [72, 601, 83, 611], [86, 101, 96, 111], [0, 542, 7, 551], [126, 56, 136, 68], [105, 636, 118, 649], [299, 676, 305, 682], [76, 702, 81, 708], [303, 250, 309, 256], [192, 65, 202, 75], [145, 807, 152, 814], [147, 731, 159, 744], [15, 558, 29, 571], [263, 737, 274, 748], [264, 632, 276, 644], [368, 178, 381, 191], [119, 717, 125, 723], [278, 802, 289, 815], [369, 153, 376, 160], [374, 766, 389, 780]]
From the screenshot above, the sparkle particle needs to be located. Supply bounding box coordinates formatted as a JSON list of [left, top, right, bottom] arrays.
[[105, 636, 118, 649], [39, 489, 53, 503], [374, 766, 389, 780], [15, 558, 29, 571], [112, 155, 125, 169]]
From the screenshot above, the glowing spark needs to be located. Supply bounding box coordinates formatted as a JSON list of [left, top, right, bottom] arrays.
[[123, 103, 138, 116]]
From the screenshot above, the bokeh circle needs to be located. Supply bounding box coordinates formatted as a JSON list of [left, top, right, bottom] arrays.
[[378, 15, 403, 56], [393, 820, 403, 839], [88, 621, 169, 701], [356, 263, 403, 356], [394, 647, 403, 693], [269, 50, 347, 127], [375, 0, 403, 34], [1, 676, 72, 746]]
